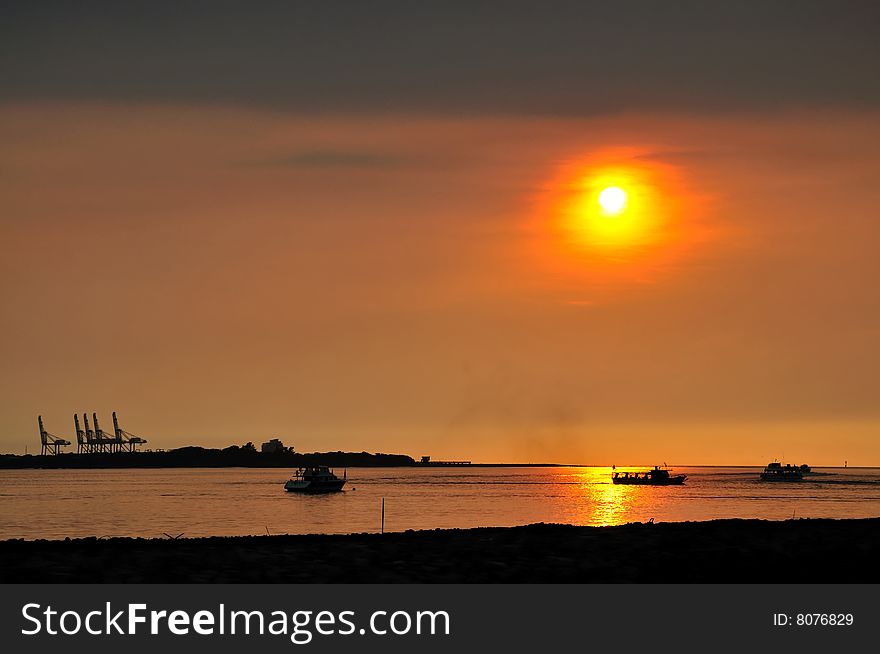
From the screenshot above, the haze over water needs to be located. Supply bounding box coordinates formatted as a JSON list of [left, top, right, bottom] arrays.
[[1, 466, 877, 541]]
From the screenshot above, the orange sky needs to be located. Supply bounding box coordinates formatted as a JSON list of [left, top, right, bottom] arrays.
[[2, 104, 879, 464]]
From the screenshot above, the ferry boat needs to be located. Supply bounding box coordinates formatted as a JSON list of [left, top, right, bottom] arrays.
[[612, 466, 687, 485], [284, 465, 346, 493], [759, 462, 804, 481]]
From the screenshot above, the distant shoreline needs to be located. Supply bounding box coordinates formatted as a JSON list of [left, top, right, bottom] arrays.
[[0, 453, 872, 470], [0, 449, 416, 470], [2, 518, 877, 583], [0, 450, 572, 470]]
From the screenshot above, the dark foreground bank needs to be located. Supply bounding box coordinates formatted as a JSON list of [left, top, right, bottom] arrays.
[[2, 518, 878, 583]]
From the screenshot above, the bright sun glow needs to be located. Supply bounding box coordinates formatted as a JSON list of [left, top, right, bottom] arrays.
[[537, 152, 687, 255], [565, 167, 655, 249], [598, 186, 627, 215], [530, 148, 704, 287]]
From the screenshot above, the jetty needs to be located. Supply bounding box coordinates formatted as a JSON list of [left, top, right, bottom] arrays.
[[419, 456, 472, 466]]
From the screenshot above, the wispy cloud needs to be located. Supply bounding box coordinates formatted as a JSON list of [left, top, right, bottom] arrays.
[[242, 149, 412, 169], [635, 149, 723, 165]]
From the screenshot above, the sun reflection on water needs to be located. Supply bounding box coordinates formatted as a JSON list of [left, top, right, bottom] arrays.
[[556, 467, 678, 527]]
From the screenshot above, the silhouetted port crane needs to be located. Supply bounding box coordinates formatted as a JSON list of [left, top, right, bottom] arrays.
[[112, 411, 147, 452], [37, 416, 71, 455], [72, 412, 148, 453], [79, 413, 106, 453], [74, 414, 87, 453], [92, 412, 118, 452]]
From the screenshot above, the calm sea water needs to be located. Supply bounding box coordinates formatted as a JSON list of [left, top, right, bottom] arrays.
[[1, 466, 878, 540]]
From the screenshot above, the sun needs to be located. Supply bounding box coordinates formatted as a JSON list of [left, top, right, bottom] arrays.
[[598, 186, 627, 215], [529, 148, 708, 287], [542, 157, 671, 252]]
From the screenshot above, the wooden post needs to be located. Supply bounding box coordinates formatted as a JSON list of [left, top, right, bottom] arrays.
[[381, 497, 385, 534]]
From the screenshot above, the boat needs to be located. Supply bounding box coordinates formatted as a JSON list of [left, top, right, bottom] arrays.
[[283, 465, 346, 493], [612, 466, 687, 485], [759, 462, 803, 481]]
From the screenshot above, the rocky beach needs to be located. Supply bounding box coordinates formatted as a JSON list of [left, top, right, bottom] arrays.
[[2, 517, 877, 583]]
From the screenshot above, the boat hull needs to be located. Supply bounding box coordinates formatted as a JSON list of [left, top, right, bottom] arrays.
[[612, 476, 687, 485], [284, 480, 346, 493], [760, 462, 804, 481]]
